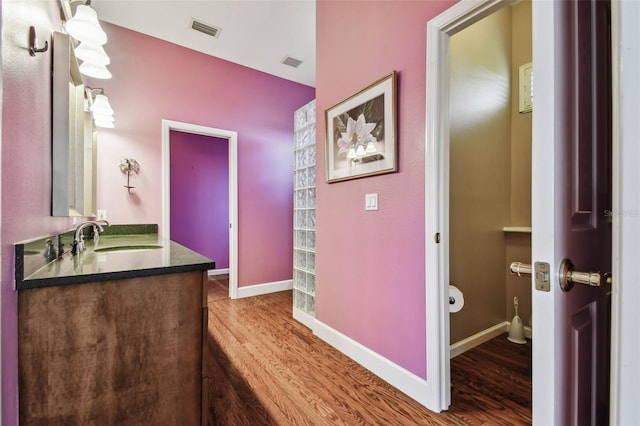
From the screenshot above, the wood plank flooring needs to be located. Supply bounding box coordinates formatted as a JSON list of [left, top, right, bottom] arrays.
[[205, 275, 531, 425]]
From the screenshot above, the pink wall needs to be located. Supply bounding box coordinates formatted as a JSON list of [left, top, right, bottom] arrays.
[[1, 5, 312, 423], [170, 131, 229, 268], [88, 22, 314, 287], [315, 0, 455, 379], [1, 1, 77, 424]]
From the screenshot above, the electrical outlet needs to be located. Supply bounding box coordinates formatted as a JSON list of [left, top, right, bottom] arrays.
[[97, 209, 107, 221]]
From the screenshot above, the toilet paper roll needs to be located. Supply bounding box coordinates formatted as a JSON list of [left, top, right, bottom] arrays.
[[449, 285, 464, 313]]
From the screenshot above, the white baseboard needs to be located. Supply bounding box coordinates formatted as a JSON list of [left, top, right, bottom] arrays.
[[292, 308, 315, 329], [450, 321, 533, 358], [313, 320, 431, 408], [235, 279, 293, 299], [208, 268, 230, 276]]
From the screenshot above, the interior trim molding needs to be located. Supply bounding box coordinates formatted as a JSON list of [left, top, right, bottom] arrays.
[[292, 308, 315, 329], [208, 268, 230, 276], [161, 119, 239, 299], [424, 0, 515, 413], [313, 320, 431, 410], [235, 279, 292, 299], [610, 2, 640, 423], [449, 321, 532, 358]]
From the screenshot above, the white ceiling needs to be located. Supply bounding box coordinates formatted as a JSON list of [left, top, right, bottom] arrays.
[[91, 0, 316, 87]]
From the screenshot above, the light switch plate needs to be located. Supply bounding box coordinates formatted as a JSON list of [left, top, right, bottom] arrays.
[[365, 193, 378, 211], [97, 209, 107, 221]]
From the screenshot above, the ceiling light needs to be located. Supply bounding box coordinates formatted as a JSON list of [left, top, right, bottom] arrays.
[[65, 4, 108, 45]]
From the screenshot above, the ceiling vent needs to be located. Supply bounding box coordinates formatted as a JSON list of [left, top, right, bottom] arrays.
[[190, 18, 221, 38], [281, 56, 303, 68]]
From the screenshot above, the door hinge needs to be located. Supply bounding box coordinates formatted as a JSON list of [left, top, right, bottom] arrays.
[[434, 233, 441, 244]]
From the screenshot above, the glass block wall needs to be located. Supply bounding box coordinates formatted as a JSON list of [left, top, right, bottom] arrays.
[[293, 100, 316, 327]]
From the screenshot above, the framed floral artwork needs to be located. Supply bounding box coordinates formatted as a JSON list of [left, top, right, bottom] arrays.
[[325, 71, 397, 183]]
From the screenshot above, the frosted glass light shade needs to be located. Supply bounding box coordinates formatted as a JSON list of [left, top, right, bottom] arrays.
[[93, 110, 114, 128], [75, 42, 110, 65], [346, 147, 356, 159], [90, 94, 114, 115], [355, 144, 366, 156], [65, 5, 107, 44], [94, 117, 115, 128], [79, 61, 112, 79]]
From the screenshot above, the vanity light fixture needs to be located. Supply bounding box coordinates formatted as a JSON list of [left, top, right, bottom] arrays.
[[86, 87, 115, 128], [65, 1, 107, 45], [64, 0, 111, 79]]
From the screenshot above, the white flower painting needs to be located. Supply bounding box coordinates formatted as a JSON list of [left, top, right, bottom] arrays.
[[325, 72, 397, 182]]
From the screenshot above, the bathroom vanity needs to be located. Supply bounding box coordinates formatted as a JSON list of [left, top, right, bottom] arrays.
[[15, 225, 214, 425]]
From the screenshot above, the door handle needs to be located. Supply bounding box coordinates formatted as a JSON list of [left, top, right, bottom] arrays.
[[559, 258, 612, 292]]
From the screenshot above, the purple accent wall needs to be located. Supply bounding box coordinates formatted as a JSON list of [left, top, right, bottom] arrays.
[[170, 131, 229, 268], [89, 22, 314, 288], [315, 0, 455, 379]]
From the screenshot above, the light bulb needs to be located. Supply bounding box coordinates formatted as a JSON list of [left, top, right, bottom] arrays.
[[347, 147, 356, 159], [355, 144, 366, 156]]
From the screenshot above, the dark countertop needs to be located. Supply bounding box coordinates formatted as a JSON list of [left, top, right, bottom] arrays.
[[15, 225, 215, 290]]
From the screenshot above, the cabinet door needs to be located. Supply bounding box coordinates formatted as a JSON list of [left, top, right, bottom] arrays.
[[18, 272, 204, 425]]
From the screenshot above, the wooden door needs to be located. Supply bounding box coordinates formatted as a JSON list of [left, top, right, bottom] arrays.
[[532, 1, 612, 425]]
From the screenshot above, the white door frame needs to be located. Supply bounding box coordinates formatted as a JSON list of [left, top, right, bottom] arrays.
[[610, 1, 640, 424], [161, 119, 239, 299], [424, 0, 516, 412], [425, 0, 634, 419]]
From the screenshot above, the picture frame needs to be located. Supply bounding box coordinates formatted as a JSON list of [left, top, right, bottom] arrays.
[[325, 71, 397, 183]]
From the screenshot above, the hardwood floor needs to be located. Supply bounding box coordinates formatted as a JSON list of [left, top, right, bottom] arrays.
[[205, 275, 531, 425]]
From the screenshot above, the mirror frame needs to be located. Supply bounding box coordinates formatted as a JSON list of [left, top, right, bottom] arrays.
[[52, 31, 96, 217]]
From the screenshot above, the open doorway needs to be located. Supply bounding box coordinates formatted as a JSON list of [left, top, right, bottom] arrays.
[[446, 0, 532, 419], [161, 120, 239, 299], [424, 0, 532, 413], [425, 0, 631, 423], [169, 130, 230, 273]]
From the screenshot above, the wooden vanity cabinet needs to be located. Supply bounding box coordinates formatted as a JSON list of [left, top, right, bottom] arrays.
[[18, 271, 208, 425]]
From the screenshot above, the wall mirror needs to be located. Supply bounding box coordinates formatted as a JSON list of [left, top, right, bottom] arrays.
[[52, 31, 97, 217]]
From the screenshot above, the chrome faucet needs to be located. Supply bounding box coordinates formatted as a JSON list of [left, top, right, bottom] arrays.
[[71, 220, 109, 255]]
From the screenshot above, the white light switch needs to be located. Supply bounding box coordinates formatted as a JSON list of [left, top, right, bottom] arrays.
[[365, 193, 378, 211], [97, 209, 107, 221]]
